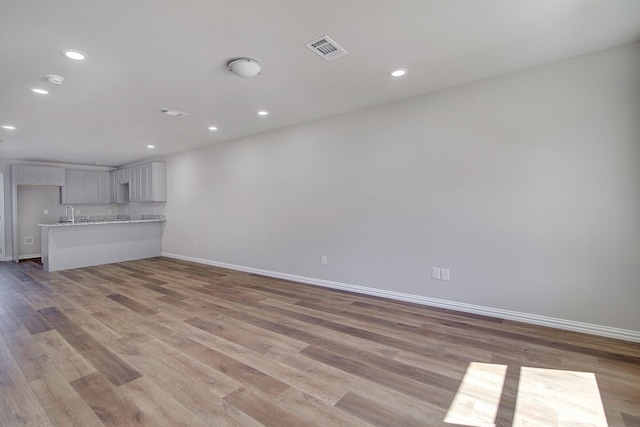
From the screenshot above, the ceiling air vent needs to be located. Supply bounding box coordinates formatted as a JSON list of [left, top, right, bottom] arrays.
[[161, 108, 188, 117], [305, 35, 347, 61]]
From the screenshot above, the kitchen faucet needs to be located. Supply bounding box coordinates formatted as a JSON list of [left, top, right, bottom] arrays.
[[65, 205, 75, 224]]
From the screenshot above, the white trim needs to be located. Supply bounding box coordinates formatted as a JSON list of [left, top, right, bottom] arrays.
[[0, 173, 4, 261], [162, 252, 640, 343]]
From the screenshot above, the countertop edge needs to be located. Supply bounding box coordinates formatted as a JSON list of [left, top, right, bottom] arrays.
[[39, 219, 166, 227]]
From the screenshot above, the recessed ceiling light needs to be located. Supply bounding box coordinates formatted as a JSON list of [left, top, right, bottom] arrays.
[[208, 126, 218, 131], [32, 88, 48, 94], [61, 49, 87, 61], [257, 111, 269, 116], [389, 68, 408, 77], [1, 125, 16, 130], [147, 144, 156, 149]]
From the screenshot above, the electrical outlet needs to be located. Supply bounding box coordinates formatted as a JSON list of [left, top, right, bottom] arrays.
[[24, 237, 34, 245], [44, 209, 48, 215], [441, 268, 450, 281], [432, 267, 441, 280], [321, 256, 327, 266]]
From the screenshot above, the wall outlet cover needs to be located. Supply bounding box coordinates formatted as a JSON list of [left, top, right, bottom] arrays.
[[432, 267, 441, 280]]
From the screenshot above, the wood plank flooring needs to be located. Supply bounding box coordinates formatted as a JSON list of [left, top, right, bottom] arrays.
[[1, 257, 638, 426]]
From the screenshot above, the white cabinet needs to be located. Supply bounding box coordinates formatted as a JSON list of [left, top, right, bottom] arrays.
[[108, 162, 166, 204], [129, 166, 142, 202], [62, 170, 111, 204], [13, 165, 65, 186], [97, 172, 110, 204], [109, 170, 129, 204], [115, 168, 130, 184], [128, 162, 166, 202]]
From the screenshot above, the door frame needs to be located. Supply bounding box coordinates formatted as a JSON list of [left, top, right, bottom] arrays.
[[0, 172, 5, 261]]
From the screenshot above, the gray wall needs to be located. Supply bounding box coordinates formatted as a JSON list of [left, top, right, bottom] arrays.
[[16, 186, 61, 257], [162, 41, 640, 332]]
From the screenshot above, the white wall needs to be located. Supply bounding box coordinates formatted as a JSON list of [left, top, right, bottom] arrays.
[[162, 42, 637, 333], [16, 186, 61, 257]]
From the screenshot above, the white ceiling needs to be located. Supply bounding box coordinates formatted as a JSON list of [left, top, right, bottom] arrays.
[[1, 0, 640, 168]]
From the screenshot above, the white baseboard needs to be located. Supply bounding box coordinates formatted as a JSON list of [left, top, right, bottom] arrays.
[[162, 252, 640, 343]]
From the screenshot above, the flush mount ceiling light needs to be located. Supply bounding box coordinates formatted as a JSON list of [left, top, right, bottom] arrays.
[[257, 110, 269, 116], [228, 58, 261, 78], [45, 74, 64, 85], [32, 88, 48, 94], [208, 126, 218, 131], [389, 68, 408, 77], [1, 125, 16, 130], [61, 49, 87, 61], [147, 144, 156, 149]]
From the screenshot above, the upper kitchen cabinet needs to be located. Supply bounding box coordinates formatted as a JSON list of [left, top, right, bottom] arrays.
[[12, 165, 65, 186], [109, 162, 166, 203], [129, 162, 167, 202], [62, 170, 110, 204], [110, 169, 130, 204]]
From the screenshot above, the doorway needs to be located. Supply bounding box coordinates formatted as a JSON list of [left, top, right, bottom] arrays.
[[0, 173, 5, 260]]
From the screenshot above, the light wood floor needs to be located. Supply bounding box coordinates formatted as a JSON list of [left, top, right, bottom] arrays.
[[1, 257, 639, 426]]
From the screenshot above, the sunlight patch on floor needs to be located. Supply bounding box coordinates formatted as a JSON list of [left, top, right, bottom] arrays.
[[513, 367, 608, 427], [445, 364, 609, 427], [444, 362, 507, 427]]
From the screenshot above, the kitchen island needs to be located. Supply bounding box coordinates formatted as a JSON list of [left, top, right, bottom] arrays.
[[39, 218, 165, 272]]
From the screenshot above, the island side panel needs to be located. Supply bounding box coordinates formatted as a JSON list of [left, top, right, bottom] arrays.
[[42, 222, 163, 272]]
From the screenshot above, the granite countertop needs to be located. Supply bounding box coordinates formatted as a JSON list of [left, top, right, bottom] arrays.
[[40, 219, 165, 227], [39, 214, 165, 227]]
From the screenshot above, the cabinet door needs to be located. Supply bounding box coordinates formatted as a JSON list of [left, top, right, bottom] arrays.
[[45, 167, 65, 186], [116, 168, 130, 184], [62, 170, 99, 204], [16, 166, 45, 184], [109, 171, 118, 203], [129, 167, 140, 201], [139, 163, 152, 201], [97, 172, 110, 204], [61, 170, 83, 203], [13, 165, 64, 185]]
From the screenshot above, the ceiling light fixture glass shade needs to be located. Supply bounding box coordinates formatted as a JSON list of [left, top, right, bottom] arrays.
[[228, 58, 261, 78], [257, 111, 269, 116], [208, 126, 218, 131], [32, 88, 48, 94], [1, 125, 16, 130], [61, 49, 87, 60]]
